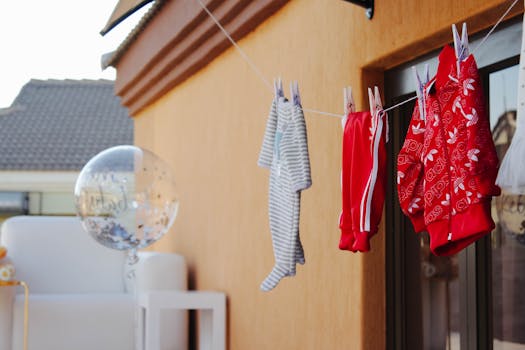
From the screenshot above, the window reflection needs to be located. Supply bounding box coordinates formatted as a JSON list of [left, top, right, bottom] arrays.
[[419, 232, 460, 350], [490, 64, 525, 349]]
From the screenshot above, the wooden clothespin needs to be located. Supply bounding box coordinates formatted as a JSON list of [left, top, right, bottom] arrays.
[[461, 23, 469, 60], [290, 81, 301, 106], [342, 86, 356, 128], [368, 86, 388, 143], [412, 64, 430, 121], [368, 86, 383, 120], [274, 77, 284, 98], [367, 86, 381, 135], [452, 23, 470, 75]]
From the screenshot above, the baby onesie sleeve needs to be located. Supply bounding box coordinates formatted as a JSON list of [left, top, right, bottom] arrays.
[[397, 102, 426, 232], [289, 104, 312, 192], [258, 98, 278, 168]]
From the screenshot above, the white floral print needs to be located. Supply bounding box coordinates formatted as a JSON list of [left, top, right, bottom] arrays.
[[447, 127, 458, 144], [408, 197, 421, 213], [463, 78, 475, 96], [412, 122, 425, 135]]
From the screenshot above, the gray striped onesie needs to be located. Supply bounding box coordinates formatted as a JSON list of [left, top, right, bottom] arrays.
[[258, 94, 312, 291]]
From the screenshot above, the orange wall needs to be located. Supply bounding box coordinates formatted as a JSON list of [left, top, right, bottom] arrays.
[[131, 1, 522, 349]]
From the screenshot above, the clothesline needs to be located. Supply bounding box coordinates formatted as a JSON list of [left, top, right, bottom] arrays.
[[195, 0, 345, 119], [196, 0, 519, 119], [473, 0, 519, 54]]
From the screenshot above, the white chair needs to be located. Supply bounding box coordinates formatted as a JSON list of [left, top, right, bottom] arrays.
[[0, 215, 188, 350]]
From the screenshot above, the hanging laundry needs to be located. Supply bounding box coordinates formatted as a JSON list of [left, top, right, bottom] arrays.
[[339, 87, 388, 252], [496, 11, 525, 194], [396, 66, 431, 232], [397, 101, 427, 233], [397, 41, 500, 256], [258, 80, 312, 291]]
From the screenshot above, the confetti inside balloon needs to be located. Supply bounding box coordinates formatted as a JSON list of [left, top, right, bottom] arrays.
[[74, 145, 179, 251]]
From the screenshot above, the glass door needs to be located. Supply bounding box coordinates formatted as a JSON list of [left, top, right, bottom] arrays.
[[385, 93, 462, 350], [385, 17, 523, 350], [487, 62, 525, 350]]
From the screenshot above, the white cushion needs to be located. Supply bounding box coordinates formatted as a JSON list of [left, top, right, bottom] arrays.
[[1, 216, 127, 293], [12, 294, 135, 350]]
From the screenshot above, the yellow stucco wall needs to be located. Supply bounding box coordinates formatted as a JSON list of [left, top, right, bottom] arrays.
[[132, 1, 520, 348]]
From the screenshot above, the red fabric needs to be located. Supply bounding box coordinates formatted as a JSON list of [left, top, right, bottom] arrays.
[[397, 45, 500, 256], [339, 111, 387, 252], [397, 102, 427, 233]]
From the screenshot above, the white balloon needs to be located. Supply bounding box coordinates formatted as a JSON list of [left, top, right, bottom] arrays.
[[74, 145, 179, 251]]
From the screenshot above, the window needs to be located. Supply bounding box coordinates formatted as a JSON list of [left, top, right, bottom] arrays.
[[386, 17, 523, 350]]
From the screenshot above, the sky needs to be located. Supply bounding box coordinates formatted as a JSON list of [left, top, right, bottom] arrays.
[[0, 0, 149, 108]]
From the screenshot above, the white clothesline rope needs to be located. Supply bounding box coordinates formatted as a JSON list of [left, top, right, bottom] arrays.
[[195, 0, 344, 118], [473, 0, 519, 54], [196, 0, 273, 92], [300, 107, 344, 118], [383, 95, 418, 114], [196, 0, 519, 119]]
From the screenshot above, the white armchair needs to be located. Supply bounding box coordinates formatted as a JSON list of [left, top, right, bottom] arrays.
[[0, 215, 188, 350]]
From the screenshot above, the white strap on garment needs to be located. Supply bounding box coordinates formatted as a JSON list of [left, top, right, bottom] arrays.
[[359, 87, 386, 233], [360, 110, 385, 232], [360, 172, 372, 233]]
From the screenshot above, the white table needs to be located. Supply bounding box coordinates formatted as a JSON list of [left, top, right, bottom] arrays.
[[138, 290, 226, 350]]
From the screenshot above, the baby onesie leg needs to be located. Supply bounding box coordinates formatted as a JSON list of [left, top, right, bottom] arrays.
[[261, 265, 290, 291], [260, 185, 297, 291], [294, 193, 305, 265], [260, 242, 296, 291]]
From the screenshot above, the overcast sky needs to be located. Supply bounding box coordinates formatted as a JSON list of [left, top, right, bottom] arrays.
[[0, 0, 148, 108]]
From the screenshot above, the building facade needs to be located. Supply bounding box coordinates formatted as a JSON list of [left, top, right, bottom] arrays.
[[105, 1, 525, 348]]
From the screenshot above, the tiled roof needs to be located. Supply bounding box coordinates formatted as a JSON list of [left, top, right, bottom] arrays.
[[0, 79, 133, 171]]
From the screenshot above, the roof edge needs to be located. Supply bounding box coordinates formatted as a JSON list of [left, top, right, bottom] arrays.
[[112, 0, 289, 114], [102, 0, 166, 69], [27, 78, 115, 86], [100, 0, 155, 35]]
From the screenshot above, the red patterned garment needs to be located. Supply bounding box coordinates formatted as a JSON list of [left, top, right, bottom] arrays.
[[397, 45, 500, 256], [397, 102, 427, 233]]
